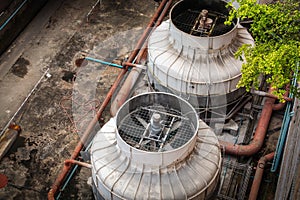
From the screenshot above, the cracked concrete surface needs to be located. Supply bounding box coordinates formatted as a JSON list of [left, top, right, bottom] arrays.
[[0, 0, 156, 199]]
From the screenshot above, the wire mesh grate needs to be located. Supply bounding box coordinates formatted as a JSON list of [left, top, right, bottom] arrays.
[[118, 104, 196, 152], [172, 9, 234, 37], [218, 160, 252, 200]]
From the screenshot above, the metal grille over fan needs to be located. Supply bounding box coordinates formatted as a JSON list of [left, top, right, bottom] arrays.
[[118, 104, 195, 152], [147, 0, 254, 112], [116, 92, 199, 166], [91, 92, 221, 199], [171, 4, 233, 37]]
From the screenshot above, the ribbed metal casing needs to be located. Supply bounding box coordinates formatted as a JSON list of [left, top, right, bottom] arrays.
[[91, 92, 222, 199], [147, 0, 254, 108]]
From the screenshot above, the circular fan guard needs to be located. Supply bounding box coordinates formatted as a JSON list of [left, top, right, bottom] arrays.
[[116, 92, 198, 152]]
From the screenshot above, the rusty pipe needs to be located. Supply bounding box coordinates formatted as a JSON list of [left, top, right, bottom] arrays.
[[110, 0, 172, 119], [122, 62, 139, 68], [219, 88, 276, 156], [251, 86, 291, 111], [220, 86, 290, 156], [272, 101, 286, 111], [110, 67, 144, 116], [64, 159, 92, 169], [272, 88, 290, 111], [48, 2, 169, 199], [110, 0, 173, 116], [48, 62, 144, 199], [48, 69, 126, 200], [248, 152, 275, 200], [136, 0, 172, 62], [126, 0, 170, 65]]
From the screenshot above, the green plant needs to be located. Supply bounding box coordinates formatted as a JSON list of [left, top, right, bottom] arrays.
[[225, 0, 300, 100]]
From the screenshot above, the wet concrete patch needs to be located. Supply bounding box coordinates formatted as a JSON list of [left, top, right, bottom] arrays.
[[62, 71, 77, 82], [10, 57, 29, 78], [5, 135, 26, 156]]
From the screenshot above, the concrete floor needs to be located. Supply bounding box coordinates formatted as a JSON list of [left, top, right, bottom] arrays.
[[0, 0, 156, 199]]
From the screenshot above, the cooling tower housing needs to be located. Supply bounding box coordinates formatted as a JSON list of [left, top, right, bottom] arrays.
[[91, 92, 222, 199], [147, 0, 254, 109]]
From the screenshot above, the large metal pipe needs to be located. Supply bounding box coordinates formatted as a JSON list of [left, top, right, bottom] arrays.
[[272, 88, 290, 111], [248, 152, 275, 200], [219, 89, 275, 156], [272, 100, 287, 111], [220, 87, 289, 156], [48, 1, 170, 199], [274, 86, 291, 111], [110, 0, 173, 116]]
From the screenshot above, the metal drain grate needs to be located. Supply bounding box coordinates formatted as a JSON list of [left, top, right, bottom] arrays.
[[118, 104, 195, 152], [218, 159, 252, 200], [172, 9, 234, 37]]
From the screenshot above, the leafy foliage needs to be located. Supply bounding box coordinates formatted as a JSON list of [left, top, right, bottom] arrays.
[[225, 0, 300, 100]]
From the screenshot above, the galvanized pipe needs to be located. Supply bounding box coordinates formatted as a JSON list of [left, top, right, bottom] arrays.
[[110, 67, 143, 116], [64, 159, 91, 169], [248, 152, 275, 200], [110, 0, 173, 116], [251, 89, 292, 102], [48, 1, 169, 199]]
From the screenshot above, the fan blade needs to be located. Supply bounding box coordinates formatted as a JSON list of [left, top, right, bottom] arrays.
[[161, 143, 174, 151], [135, 116, 148, 128], [170, 120, 182, 132]]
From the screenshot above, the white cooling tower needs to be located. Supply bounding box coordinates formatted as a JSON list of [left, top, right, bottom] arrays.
[[91, 92, 222, 199], [147, 0, 254, 109]]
